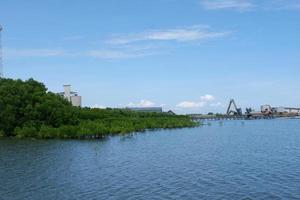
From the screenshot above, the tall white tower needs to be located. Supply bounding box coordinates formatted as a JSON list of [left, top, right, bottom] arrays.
[[63, 85, 71, 101], [0, 25, 3, 78]]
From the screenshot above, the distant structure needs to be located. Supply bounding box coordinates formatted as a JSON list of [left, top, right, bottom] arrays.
[[226, 99, 242, 116], [261, 105, 272, 114], [252, 104, 300, 115], [167, 110, 176, 115], [0, 25, 3, 78], [57, 85, 82, 107], [126, 107, 163, 113]]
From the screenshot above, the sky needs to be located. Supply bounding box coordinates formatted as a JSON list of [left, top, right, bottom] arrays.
[[1, 0, 300, 114]]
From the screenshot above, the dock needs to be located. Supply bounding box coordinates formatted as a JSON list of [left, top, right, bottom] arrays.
[[189, 99, 300, 121]]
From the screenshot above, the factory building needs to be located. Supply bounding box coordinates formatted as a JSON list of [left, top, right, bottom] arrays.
[[57, 85, 82, 107], [261, 105, 300, 114], [272, 107, 286, 114], [126, 107, 163, 113], [261, 105, 272, 114]]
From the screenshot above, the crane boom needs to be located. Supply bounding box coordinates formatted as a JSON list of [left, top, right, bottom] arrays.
[[227, 99, 243, 116]]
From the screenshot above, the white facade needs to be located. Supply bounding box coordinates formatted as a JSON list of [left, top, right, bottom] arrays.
[[71, 95, 82, 107], [273, 107, 285, 113], [58, 85, 82, 107], [63, 85, 71, 101], [261, 105, 272, 113]]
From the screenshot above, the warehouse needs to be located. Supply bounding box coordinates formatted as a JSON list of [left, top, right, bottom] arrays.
[[126, 107, 163, 113]]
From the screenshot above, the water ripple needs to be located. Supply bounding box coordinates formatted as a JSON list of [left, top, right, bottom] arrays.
[[1, 120, 300, 199]]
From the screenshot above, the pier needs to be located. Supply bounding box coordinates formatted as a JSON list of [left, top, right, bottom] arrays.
[[189, 114, 300, 121]]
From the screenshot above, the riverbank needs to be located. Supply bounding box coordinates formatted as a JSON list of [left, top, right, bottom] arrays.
[[0, 78, 199, 139], [14, 113, 199, 139]]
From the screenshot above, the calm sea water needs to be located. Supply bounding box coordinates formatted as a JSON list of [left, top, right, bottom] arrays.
[[1, 119, 300, 200]]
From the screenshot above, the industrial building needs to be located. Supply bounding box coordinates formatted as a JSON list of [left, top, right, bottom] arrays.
[[261, 105, 272, 114], [260, 105, 300, 114], [126, 107, 163, 113], [57, 85, 82, 107]]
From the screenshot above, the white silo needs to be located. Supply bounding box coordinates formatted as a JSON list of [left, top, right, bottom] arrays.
[[63, 85, 71, 101]]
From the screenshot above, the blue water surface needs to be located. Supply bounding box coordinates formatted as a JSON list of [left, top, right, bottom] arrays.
[[1, 119, 300, 200]]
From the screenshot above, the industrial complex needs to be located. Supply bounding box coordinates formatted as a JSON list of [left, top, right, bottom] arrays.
[[191, 99, 300, 121], [227, 99, 300, 117]]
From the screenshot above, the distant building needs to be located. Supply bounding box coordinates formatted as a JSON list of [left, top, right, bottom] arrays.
[[261, 105, 272, 114], [166, 110, 176, 115], [126, 107, 163, 113], [57, 85, 82, 107], [272, 107, 286, 114]]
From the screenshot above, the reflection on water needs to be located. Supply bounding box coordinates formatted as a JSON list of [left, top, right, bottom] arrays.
[[1, 119, 300, 200]]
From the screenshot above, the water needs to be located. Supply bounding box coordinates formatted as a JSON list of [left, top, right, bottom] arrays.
[[1, 119, 300, 200]]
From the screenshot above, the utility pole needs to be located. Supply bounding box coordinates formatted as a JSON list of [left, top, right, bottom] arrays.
[[0, 25, 3, 78]]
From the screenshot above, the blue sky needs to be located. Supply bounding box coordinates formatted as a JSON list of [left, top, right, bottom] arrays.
[[1, 0, 300, 114]]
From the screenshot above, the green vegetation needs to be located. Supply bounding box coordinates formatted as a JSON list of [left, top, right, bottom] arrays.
[[0, 78, 199, 139]]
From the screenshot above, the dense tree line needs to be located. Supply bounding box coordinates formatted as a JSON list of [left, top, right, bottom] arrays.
[[0, 78, 198, 139]]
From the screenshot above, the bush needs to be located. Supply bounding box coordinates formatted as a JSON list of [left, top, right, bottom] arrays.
[[0, 78, 199, 139]]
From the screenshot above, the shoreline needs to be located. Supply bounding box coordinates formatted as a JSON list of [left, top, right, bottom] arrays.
[[0, 124, 200, 140]]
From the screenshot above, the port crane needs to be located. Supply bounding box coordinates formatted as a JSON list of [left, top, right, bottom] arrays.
[[226, 99, 242, 116]]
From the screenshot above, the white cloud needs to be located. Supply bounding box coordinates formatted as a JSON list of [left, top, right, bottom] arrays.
[[126, 100, 156, 107], [176, 94, 217, 109], [200, 0, 255, 11], [4, 48, 149, 60], [4, 48, 66, 58], [266, 0, 300, 10], [200, 94, 215, 102], [91, 104, 106, 109], [176, 101, 207, 108], [107, 26, 230, 45], [85, 50, 144, 59], [210, 102, 224, 107], [200, 0, 300, 11], [4, 25, 230, 60]]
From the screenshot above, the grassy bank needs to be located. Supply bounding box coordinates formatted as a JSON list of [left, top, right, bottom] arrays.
[[0, 78, 199, 139]]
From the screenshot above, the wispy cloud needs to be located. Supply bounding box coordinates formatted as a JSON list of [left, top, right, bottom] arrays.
[[4, 48, 152, 60], [4, 48, 66, 58], [209, 102, 224, 107], [200, 94, 215, 102], [176, 94, 219, 109], [4, 25, 231, 60], [200, 0, 300, 11], [91, 104, 107, 109], [126, 100, 156, 107], [85, 50, 145, 59], [200, 0, 255, 11], [107, 25, 230, 45], [176, 101, 207, 108], [266, 0, 300, 10]]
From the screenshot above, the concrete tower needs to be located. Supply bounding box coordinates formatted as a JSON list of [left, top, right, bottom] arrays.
[[63, 85, 71, 101], [0, 25, 3, 78], [60, 85, 82, 107]]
